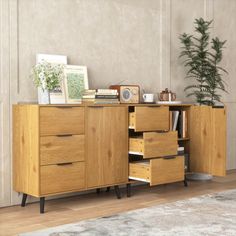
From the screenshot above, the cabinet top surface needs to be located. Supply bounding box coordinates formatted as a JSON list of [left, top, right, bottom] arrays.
[[14, 103, 194, 107]]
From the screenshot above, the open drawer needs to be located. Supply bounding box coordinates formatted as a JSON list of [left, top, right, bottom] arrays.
[[129, 106, 169, 132], [129, 156, 184, 186], [129, 131, 178, 158]]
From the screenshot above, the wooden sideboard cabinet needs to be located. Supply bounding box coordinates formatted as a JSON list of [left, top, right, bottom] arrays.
[[13, 104, 226, 213], [13, 105, 128, 213]]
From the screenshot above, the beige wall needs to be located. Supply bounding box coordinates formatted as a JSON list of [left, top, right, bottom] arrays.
[[0, 0, 235, 206]]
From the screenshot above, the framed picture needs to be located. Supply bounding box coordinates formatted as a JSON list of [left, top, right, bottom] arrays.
[[64, 65, 89, 103], [36, 54, 67, 104]]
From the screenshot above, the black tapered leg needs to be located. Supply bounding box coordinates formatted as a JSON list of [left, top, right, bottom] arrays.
[[114, 185, 121, 199], [184, 177, 188, 187], [96, 188, 101, 194], [21, 193, 27, 207], [126, 183, 131, 197], [40, 197, 45, 214], [106, 187, 110, 192]]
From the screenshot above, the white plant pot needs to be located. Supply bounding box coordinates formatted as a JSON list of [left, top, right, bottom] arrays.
[[186, 172, 213, 181], [38, 88, 50, 104]]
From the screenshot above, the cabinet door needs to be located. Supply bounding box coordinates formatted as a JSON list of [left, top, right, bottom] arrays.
[[190, 106, 226, 176], [86, 106, 128, 188]]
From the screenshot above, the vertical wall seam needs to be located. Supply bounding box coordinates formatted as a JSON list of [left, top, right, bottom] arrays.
[[159, 0, 163, 90]]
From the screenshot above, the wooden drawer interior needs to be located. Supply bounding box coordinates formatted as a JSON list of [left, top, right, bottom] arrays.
[[129, 131, 178, 158], [40, 162, 85, 195], [40, 107, 84, 136], [129, 156, 184, 186], [129, 106, 169, 132], [40, 135, 85, 165]]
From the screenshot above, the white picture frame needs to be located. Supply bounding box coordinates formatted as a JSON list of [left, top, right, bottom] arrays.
[[36, 54, 67, 64], [36, 54, 67, 104], [64, 65, 89, 103]]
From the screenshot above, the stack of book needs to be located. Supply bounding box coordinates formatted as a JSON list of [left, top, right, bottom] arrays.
[[82, 89, 120, 104], [94, 89, 119, 104], [82, 90, 96, 103]]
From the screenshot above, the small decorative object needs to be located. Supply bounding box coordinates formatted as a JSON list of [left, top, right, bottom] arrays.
[[159, 88, 176, 101], [179, 18, 228, 106], [143, 93, 154, 103], [31, 60, 65, 104], [64, 65, 89, 103], [109, 85, 140, 103]]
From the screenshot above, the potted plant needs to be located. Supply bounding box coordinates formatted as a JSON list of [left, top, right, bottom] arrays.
[[179, 18, 228, 106], [179, 18, 228, 181], [31, 60, 65, 104]]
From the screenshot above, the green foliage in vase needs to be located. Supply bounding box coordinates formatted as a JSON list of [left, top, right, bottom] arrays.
[[179, 18, 228, 106], [30, 60, 65, 91]]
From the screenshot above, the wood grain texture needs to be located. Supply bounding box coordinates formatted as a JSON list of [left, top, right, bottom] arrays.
[[189, 106, 212, 174], [129, 138, 144, 154], [40, 162, 85, 195], [133, 106, 169, 131], [211, 108, 226, 176], [129, 162, 150, 182], [143, 131, 178, 158], [40, 107, 84, 136], [129, 156, 184, 186], [129, 112, 135, 128], [13, 105, 40, 197], [40, 135, 85, 165], [129, 131, 178, 158], [86, 106, 128, 188], [150, 156, 185, 186], [189, 106, 226, 176]]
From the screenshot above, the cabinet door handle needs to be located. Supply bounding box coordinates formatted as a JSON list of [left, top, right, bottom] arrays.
[[88, 106, 103, 108], [56, 134, 73, 137], [163, 156, 176, 160], [57, 162, 73, 166], [147, 106, 160, 108]]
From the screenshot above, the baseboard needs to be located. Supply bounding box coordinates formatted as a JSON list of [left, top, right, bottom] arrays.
[[227, 169, 236, 174]]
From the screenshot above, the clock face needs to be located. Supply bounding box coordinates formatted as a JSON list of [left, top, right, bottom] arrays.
[[122, 89, 132, 101]]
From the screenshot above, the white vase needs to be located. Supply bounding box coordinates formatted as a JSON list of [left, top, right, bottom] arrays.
[[38, 88, 50, 104]]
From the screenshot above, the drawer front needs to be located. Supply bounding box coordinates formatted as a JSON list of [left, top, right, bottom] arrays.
[[129, 162, 150, 182], [132, 106, 169, 131], [129, 131, 178, 158], [40, 135, 85, 165], [150, 156, 184, 186], [143, 131, 178, 158], [40, 107, 84, 136], [40, 162, 85, 195]]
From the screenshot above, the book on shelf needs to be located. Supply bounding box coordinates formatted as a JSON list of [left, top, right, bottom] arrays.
[[96, 89, 118, 95], [170, 110, 188, 139], [171, 111, 180, 131]]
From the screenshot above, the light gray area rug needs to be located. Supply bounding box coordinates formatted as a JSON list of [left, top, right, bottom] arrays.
[[20, 189, 236, 236]]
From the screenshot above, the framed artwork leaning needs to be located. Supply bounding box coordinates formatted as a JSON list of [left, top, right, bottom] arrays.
[[64, 65, 89, 103]]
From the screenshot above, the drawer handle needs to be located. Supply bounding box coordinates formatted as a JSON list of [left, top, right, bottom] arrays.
[[56, 134, 73, 137], [55, 106, 73, 109], [163, 156, 176, 160], [57, 162, 73, 166]]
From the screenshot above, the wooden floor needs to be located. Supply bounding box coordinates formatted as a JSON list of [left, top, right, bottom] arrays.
[[1, 172, 236, 236]]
